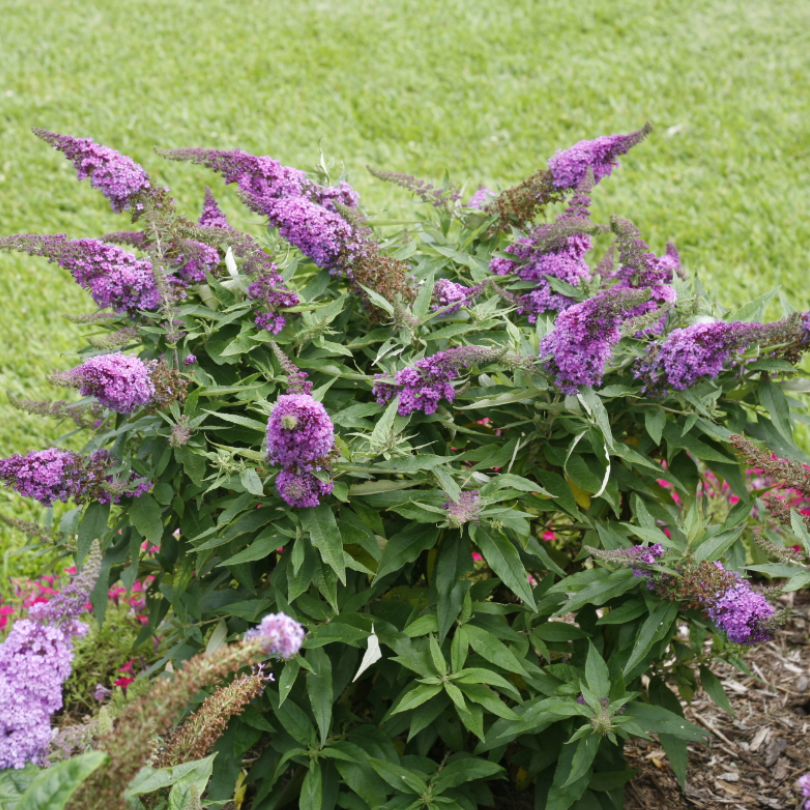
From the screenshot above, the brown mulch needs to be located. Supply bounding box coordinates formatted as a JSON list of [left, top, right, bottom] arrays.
[[625, 593, 810, 810]]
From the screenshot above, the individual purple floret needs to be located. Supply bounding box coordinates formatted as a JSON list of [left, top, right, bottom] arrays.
[[198, 187, 231, 229], [706, 564, 774, 645], [634, 321, 758, 392], [539, 287, 651, 394], [0, 544, 101, 769], [547, 124, 652, 190], [55, 353, 156, 414], [312, 181, 361, 211], [33, 129, 152, 214], [0, 234, 161, 314], [444, 490, 481, 528], [373, 346, 504, 416], [174, 239, 221, 282], [468, 187, 495, 209], [183, 354, 197, 366], [266, 394, 335, 469], [275, 468, 334, 508], [244, 612, 306, 659], [259, 196, 364, 274], [0, 448, 93, 506], [247, 271, 301, 334]]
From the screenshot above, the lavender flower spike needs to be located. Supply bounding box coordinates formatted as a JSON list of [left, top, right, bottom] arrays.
[[53, 353, 156, 414], [0, 543, 101, 769], [0, 234, 161, 314], [444, 491, 481, 528], [798, 774, 810, 810], [33, 129, 151, 213], [198, 187, 231, 229], [0, 448, 93, 506], [275, 469, 334, 508], [244, 612, 305, 659], [548, 123, 652, 190]]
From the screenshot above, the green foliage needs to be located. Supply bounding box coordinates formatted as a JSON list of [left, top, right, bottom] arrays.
[[4, 139, 810, 809], [15, 752, 106, 810]]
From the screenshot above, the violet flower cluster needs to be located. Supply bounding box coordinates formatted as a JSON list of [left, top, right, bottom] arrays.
[[0, 447, 151, 507], [247, 270, 301, 334], [705, 565, 775, 645], [539, 287, 650, 394], [0, 234, 161, 314], [467, 187, 494, 209], [244, 612, 305, 659], [798, 774, 810, 810], [547, 124, 652, 190], [55, 353, 156, 414], [634, 321, 759, 392], [490, 187, 594, 321], [174, 239, 221, 283], [34, 129, 152, 214], [0, 544, 101, 769], [198, 187, 231, 229], [432, 279, 484, 315], [266, 394, 336, 508], [373, 346, 504, 416]]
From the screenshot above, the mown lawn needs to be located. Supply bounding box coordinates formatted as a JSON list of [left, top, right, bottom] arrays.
[[0, 0, 809, 543]]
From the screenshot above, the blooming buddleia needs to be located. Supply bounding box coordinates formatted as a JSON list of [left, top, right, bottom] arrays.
[[467, 186, 495, 209], [311, 181, 361, 212], [539, 287, 651, 394], [258, 196, 364, 274], [173, 239, 221, 282], [59, 353, 156, 413], [588, 543, 664, 577], [798, 774, 810, 810], [244, 612, 305, 659], [266, 394, 335, 469], [33, 129, 152, 214], [0, 448, 92, 506], [198, 187, 231, 229], [0, 544, 101, 769], [247, 272, 301, 334], [706, 569, 774, 644], [634, 321, 757, 392], [547, 124, 652, 190], [490, 186, 594, 321], [0, 234, 161, 313], [611, 216, 682, 288], [275, 469, 334, 508], [373, 346, 505, 416], [432, 279, 480, 315]]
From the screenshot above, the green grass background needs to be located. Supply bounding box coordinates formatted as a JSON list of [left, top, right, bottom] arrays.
[[1, 0, 809, 551]]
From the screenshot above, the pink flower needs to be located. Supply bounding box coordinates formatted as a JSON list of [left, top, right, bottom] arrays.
[[114, 676, 134, 689], [542, 531, 557, 542], [64, 566, 77, 576], [118, 659, 134, 674], [471, 552, 484, 562]]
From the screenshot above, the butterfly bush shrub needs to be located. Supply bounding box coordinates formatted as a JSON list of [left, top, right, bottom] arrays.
[[3, 124, 810, 810]]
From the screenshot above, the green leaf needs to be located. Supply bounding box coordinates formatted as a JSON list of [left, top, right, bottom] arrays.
[[370, 397, 400, 450], [464, 625, 528, 676], [533, 622, 588, 641], [306, 647, 333, 746], [300, 503, 346, 585], [627, 703, 707, 742], [240, 467, 265, 496], [392, 683, 444, 714], [77, 501, 110, 561], [436, 534, 472, 642], [218, 531, 283, 566], [367, 758, 428, 795], [17, 752, 106, 810], [699, 665, 734, 715], [623, 601, 678, 676], [644, 408, 666, 446], [0, 764, 39, 809], [546, 736, 592, 810], [473, 525, 536, 610], [125, 755, 217, 797], [578, 388, 614, 450], [726, 287, 779, 322], [129, 493, 164, 545], [433, 757, 504, 793], [759, 377, 793, 445], [457, 682, 521, 719], [299, 761, 322, 810], [584, 643, 610, 697], [373, 524, 439, 582], [562, 734, 600, 788]]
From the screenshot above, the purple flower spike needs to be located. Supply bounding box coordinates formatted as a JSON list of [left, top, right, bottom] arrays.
[[548, 124, 652, 190], [444, 491, 481, 527], [174, 239, 221, 282], [0, 544, 101, 769], [706, 564, 774, 645], [467, 186, 495, 209], [0, 448, 92, 506], [266, 395, 335, 469], [198, 187, 231, 229], [33, 129, 151, 213], [245, 612, 305, 659], [183, 354, 197, 366], [247, 271, 300, 334], [432, 279, 477, 315], [0, 234, 161, 314], [59, 353, 156, 414], [798, 774, 810, 809], [275, 469, 334, 508]]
